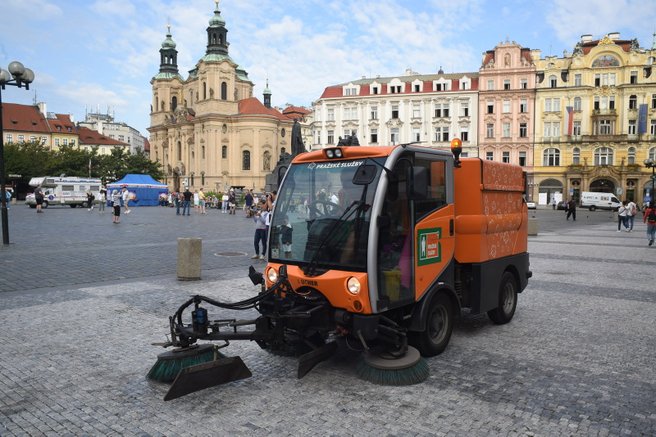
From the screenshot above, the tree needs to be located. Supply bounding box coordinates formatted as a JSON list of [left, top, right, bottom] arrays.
[[3, 141, 52, 178], [124, 147, 164, 181]]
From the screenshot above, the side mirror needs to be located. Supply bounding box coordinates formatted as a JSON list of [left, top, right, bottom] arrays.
[[353, 164, 377, 185]]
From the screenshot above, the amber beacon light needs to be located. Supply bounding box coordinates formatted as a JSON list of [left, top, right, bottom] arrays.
[[450, 138, 463, 167]]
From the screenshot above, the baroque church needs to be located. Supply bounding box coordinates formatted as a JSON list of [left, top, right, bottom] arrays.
[[148, 3, 296, 193]]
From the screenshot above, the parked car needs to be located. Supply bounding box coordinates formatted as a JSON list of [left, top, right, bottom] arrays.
[[556, 201, 567, 210], [526, 201, 536, 210]]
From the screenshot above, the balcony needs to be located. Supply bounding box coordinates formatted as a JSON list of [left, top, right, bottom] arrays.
[[581, 134, 627, 142], [591, 109, 617, 116]]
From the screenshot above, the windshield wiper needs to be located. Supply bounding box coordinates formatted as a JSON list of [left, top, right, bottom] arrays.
[[302, 199, 364, 277]]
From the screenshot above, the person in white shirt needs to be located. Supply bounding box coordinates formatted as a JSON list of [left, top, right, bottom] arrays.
[[121, 186, 131, 214], [626, 200, 637, 231]]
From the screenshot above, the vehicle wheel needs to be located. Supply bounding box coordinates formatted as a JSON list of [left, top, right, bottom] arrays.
[[70, 204, 77, 208], [409, 293, 453, 357], [487, 271, 517, 325], [29, 205, 36, 209], [42, 201, 48, 209], [589, 205, 596, 211]]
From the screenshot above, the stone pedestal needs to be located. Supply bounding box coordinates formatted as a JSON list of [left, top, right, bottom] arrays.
[[177, 238, 202, 281], [528, 217, 539, 236]]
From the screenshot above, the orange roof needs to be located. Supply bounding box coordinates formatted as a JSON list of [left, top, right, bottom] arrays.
[[48, 113, 77, 134], [77, 126, 128, 147], [1, 103, 50, 134], [238, 97, 291, 121]]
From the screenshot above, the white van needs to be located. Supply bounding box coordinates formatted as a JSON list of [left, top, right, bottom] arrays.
[[579, 191, 621, 211], [25, 176, 102, 208]]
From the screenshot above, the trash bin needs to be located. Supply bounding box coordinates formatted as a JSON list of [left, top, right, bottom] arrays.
[[177, 237, 202, 281]]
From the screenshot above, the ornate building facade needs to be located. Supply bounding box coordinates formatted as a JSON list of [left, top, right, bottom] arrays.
[[312, 68, 480, 157], [533, 33, 656, 205], [478, 41, 537, 199], [148, 4, 295, 193]]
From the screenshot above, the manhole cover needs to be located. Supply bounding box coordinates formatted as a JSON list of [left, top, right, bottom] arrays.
[[214, 252, 247, 257]]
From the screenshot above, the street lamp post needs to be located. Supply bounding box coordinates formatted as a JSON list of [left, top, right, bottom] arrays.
[[645, 158, 656, 207], [1, 61, 35, 245]]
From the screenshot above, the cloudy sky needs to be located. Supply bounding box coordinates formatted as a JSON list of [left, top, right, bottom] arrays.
[[1, 0, 655, 137]]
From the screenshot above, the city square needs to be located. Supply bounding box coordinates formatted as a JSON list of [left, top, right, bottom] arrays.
[[1, 204, 654, 435]]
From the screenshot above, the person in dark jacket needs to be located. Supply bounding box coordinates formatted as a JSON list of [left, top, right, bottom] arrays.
[[566, 198, 576, 221]]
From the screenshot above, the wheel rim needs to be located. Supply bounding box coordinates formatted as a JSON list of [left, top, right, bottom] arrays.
[[501, 281, 516, 315], [428, 305, 448, 344]]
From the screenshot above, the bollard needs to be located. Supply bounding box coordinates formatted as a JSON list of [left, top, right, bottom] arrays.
[[177, 237, 202, 281], [527, 217, 539, 236]]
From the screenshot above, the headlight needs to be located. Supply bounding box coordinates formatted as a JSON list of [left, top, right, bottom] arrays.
[[326, 149, 334, 158], [267, 267, 278, 283], [334, 148, 343, 158], [347, 277, 361, 295]]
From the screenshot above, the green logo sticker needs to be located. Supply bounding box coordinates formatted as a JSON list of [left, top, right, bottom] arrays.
[[417, 228, 442, 266]]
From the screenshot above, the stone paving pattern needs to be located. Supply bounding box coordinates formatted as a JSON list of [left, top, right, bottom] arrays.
[[1, 204, 655, 436]]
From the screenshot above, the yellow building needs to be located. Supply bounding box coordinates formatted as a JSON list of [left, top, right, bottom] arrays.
[[148, 4, 295, 193], [533, 33, 656, 206]]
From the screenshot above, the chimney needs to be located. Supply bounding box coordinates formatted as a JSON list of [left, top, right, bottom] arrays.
[[581, 34, 593, 43], [608, 32, 620, 40], [37, 102, 46, 115]]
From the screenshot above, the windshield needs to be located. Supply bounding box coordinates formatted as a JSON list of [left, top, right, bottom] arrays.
[[269, 158, 383, 272]]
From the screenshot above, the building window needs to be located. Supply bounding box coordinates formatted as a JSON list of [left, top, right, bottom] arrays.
[[434, 126, 449, 142], [54, 138, 58, 146], [486, 123, 494, 138], [370, 106, 378, 120], [503, 79, 510, 90], [549, 75, 557, 88], [242, 150, 251, 170], [544, 122, 560, 138], [628, 120, 637, 135], [502, 151, 510, 163], [203, 82, 207, 99], [327, 107, 334, 121], [598, 119, 613, 135], [487, 79, 494, 91], [460, 79, 470, 90], [573, 121, 581, 136], [573, 97, 582, 111], [434, 103, 449, 118], [414, 83, 421, 92], [520, 78, 528, 89], [651, 120, 656, 136], [630, 71, 638, 84], [202, 146, 206, 159], [460, 128, 469, 142], [573, 147, 580, 164], [628, 147, 636, 165], [519, 151, 527, 166], [545, 98, 560, 112], [594, 147, 613, 165], [543, 148, 560, 166], [486, 151, 494, 161], [412, 128, 421, 142], [519, 123, 527, 138], [371, 129, 378, 143], [650, 147, 656, 161], [6, 134, 12, 142], [177, 141, 182, 160], [502, 100, 511, 113], [502, 123, 511, 138], [574, 74, 582, 86], [461, 102, 469, 117], [62, 138, 68, 146], [652, 94, 656, 109], [520, 98, 528, 113], [327, 130, 334, 145], [486, 101, 494, 114], [412, 103, 421, 118], [391, 104, 399, 119], [391, 128, 399, 144], [629, 95, 637, 110], [222, 145, 227, 159]]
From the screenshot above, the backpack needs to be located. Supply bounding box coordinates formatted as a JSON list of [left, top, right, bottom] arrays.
[[648, 208, 656, 223]]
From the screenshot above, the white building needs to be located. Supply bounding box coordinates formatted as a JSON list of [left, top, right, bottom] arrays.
[[78, 111, 146, 154], [312, 68, 480, 156]]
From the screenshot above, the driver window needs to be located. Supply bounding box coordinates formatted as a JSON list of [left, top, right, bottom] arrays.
[[413, 157, 447, 221]]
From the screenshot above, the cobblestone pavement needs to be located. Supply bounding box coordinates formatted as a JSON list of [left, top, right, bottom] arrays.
[[1, 205, 655, 436]]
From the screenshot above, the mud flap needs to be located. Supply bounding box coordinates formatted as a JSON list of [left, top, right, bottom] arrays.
[[297, 341, 337, 379], [164, 356, 252, 401]]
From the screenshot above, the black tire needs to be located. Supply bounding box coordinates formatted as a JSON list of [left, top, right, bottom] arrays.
[[409, 293, 453, 357], [29, 205, 36, 209], [70, 204, 77, 208], [487, 271, 518, 325], [42, 201, 48, 209], [589, 205, 596, 211]]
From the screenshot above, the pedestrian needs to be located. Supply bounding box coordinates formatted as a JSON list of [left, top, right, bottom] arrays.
[[252, 199, 268, 260], [182, 187, 192, 216], [34, 187, 44, 213], [643, 201, 656, 246], [244, 189, 254, 217], [193, 190, 200, 212], [86, 190, 95, 211], [228, 189, 236, 215], [617, 201, 629, 232], [174, 191, 181, 215], [221, 191, 229, 213], [98, 186, 106, 213], [626, 199, 637, 232], [121, 186, 131, 214], [4, 188, 12, 209], [111, 189, 122, 223], [199, 187, 207, 214], [566, 198, 576, 221]]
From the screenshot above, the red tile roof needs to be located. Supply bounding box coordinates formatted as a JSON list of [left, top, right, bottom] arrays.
[[78, 126, 128, 147], [1, 103, 50, 134], [238, 97, 291, 121], [48, 113, 77, 134]]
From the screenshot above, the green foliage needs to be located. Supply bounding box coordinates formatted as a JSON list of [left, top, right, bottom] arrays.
[[3, 142, 164, 185]]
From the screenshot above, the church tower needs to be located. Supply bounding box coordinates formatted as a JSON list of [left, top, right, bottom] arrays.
[[263, 79, 272, 108], [206, 0, 229, 57], [159, 25, 179, 76]]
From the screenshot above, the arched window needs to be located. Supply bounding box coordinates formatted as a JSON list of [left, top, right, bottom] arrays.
[[155, 97, 159, 112], [222, 145, 227, 159], [221, 82, 228, 100], [573, 147, 580, 165], [177, 141, 182, 161], [594, 147, 614, 165], [543, 148, 560, 166], [573, 97, 582, 111], [628, 147, 636, 165], [650, 147, 656, 161], [242, 150, 251, 170], [203, 82, 207, 100], [171, 96, 177, 111], [202, 145, 206, 159], [549, 75, 557, 88]]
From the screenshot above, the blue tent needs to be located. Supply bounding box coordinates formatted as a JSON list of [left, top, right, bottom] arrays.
[[106, 174, 168, 206]]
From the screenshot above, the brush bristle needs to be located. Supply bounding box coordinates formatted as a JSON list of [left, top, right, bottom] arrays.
[[147, 346, 222, 383], [355, 356, 429, 386]]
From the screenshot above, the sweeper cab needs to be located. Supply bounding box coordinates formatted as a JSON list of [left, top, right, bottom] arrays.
[[150, 140, 531, 400]]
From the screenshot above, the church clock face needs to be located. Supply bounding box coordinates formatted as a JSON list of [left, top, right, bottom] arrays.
[[222, 124, 227, 133], [281, 128, 286, 137]]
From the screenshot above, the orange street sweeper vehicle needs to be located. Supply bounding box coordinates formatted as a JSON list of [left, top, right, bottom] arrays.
[[150, 141, 531, 400]]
